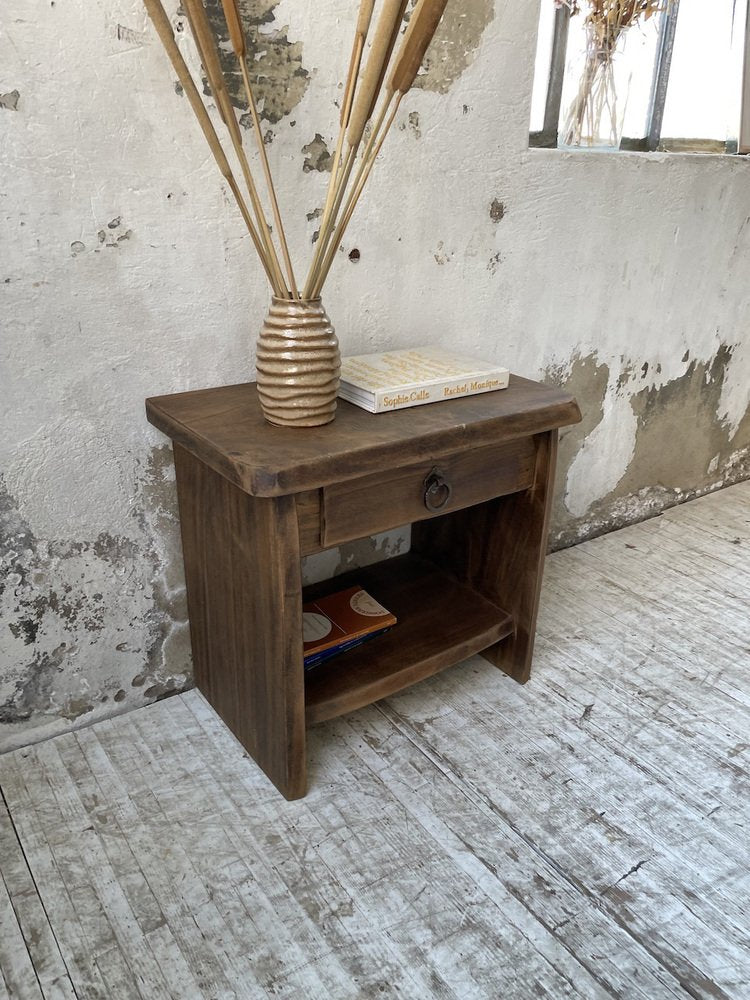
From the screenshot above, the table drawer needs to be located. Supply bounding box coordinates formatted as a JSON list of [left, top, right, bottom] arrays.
[[322, 437, 536, 548]]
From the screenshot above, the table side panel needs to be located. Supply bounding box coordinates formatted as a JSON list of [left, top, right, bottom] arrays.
[[173, 444, 307, 799], [484, 429, 558, 682]]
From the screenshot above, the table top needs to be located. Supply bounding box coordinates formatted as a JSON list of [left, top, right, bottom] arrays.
[[146, 377, 581, 497]]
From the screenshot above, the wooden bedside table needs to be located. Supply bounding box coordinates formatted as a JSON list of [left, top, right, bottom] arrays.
[[146, 377, 580, 799]]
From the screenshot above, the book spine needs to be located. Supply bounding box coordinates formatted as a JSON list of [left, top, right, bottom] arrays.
[[371, 371, 509, 413], [304, 627, 393, 670]]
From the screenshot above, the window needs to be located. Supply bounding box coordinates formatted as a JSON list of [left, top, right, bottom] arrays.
[[530, 0, 750, 154]]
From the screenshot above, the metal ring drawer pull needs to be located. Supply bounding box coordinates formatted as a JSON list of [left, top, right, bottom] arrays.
[[423, 468, 452, 512]]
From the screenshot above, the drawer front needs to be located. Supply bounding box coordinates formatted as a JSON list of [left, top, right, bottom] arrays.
[[322, 437, 536, 548]]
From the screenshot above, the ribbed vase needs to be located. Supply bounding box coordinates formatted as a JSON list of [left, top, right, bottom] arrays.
[[256, 297, 341, 427]]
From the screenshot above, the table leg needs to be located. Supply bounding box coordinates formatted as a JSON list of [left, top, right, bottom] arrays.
[[173, 445, 306, 799]]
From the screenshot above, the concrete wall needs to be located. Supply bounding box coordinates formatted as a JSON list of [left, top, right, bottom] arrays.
[[2, 0, 749, 750]]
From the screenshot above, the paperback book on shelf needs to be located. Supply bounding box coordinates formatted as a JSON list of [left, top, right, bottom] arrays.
[[303, 586, 397, 670], [338, 346, 510, 413]]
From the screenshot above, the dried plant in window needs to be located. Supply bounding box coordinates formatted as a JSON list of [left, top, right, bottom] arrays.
[[556, 0, 670, 147]]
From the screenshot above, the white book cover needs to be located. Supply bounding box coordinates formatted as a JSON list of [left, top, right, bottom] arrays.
[[338, 346, 509, 413]]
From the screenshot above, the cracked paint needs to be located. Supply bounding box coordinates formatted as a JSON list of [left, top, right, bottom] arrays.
[[0, 448, 190, 747], [433, 241, 453, 265], [203, 0, 310, 125], [301, 134, 332, 173], [0, 90, 20, 111], [487, 252, 502, 274], [115, 23, 147, 47], [414, 0, 493, 94], [400, 111, 421, 139], [302, 528, 410, 588], [489, 199, 505, 223], [547, 352, 610, 536], [551, 346, 750, 549], [70, 217, 132, 257]]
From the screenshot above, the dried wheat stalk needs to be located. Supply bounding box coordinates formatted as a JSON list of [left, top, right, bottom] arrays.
[[183, 0, 288, 295], [143, 0, 452, 301], [220, 0, 300, 298], [303, 0, 407, 299], [558, 0, 668, 54], [310, 0, 451, 297], [142, 0, 279, 290], [302, 1, 378, 299]]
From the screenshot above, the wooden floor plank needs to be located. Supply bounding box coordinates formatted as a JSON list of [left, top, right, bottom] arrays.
[[659, 482, 749, 532], [613, 510, 750, 578], [0, 791, 76, 1000], [184, 688, 689, 999], [554, 546, 749, 660], [378, 682, 749, 998], [33, 740, 176, 1000], [0, 481, 749, 999], [325, 708, 688, 1000], [536, 602, 750, 793], [533, 630, 750, 849], [0, 871, 44, 1000], [70, 726, 242, 1000], [541, 560, 750, 711], [89, 705, 389, 999], [179, 692, 484, 998]]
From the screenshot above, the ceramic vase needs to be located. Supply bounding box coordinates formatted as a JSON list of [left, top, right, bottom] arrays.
[[256, 297, 341, 427]]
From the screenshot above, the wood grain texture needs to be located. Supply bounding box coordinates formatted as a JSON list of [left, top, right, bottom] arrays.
[[173, 444, 306, 799], [295, 489, 323, 554], [322, 437, 535, 548], [303, 553, 513, 724], [146, 376, 581, 497], [0, 793, 76, 1000], [412, 431, 558, 684], [1, 482, 749, 999], [155, 382, 572, 797], [0, 799, 45, 1000]]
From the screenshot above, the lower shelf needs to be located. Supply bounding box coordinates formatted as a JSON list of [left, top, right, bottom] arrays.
[[303, 553, 514, 724]]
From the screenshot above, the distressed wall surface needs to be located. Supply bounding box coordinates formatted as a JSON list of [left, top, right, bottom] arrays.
[[1, 0, 749, 749]]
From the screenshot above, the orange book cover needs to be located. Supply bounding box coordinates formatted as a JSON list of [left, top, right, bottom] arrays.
[[302, 586, 396, 659]]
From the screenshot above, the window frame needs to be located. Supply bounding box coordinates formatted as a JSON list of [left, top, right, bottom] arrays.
[[741, 0, 750, 152], [530, 0, 750, 155]]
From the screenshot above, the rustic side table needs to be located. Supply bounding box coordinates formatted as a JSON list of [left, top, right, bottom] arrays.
[[146, 377, 580, 799]]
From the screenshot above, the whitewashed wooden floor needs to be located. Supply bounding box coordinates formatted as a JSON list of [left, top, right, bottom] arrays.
[[1, 482, 749, 1000]]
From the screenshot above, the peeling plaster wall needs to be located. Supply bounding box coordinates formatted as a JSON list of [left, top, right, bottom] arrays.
[[1, 0, 749, 747]]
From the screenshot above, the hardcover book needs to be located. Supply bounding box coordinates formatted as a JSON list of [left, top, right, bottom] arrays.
[[338, 346, 510, 413], [303, 586, 397, 670]]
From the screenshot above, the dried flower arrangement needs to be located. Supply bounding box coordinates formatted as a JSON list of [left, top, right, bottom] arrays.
[[142, 0, 451, 426], [555, 0, 670, 147]]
